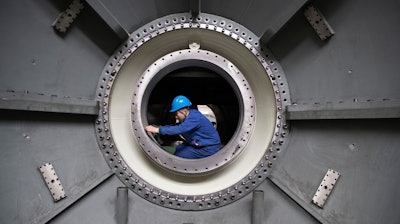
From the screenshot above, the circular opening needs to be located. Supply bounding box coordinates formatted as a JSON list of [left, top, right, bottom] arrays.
[[146, 67, 240, 152], [96, 19, 288, 209], [131, 49, 255, 175]]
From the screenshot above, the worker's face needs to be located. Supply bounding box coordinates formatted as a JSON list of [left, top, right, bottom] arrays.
[[175, 109, 187, 123]]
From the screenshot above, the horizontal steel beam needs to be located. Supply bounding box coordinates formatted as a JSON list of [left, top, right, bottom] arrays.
[[0, 91, 99, 115], [286, 100, 400, 120]]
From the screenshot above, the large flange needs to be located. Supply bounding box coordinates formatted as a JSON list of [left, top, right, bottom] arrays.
[[95, 13, 291, 210], [131, 49, 255, 175]]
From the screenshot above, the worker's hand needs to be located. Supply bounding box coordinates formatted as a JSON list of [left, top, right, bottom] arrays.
[[145, 125, 159, 133]]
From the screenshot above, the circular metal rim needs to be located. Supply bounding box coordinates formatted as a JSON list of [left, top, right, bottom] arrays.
[[131, 49, 256, 175], [94, 13, 291, 211]]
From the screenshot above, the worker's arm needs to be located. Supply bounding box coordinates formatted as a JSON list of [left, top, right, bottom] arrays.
[[159, 115, 199, 136], [145, 125, 159, 133]]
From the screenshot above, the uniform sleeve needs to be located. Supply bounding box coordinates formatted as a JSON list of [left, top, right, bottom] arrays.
[[159, 115, 200, 136]]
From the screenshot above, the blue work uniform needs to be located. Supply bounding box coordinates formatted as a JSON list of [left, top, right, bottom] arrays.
[[159, 109, 220, 159]]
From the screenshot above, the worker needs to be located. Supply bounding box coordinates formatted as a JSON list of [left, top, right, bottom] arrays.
[[145, 95, 221, 159]]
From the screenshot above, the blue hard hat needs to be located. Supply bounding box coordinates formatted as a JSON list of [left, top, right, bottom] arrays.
[[169, 95, 192, 112]]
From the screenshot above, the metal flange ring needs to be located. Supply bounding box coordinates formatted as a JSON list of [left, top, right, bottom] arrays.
[[95, 12, 291, 210], [131, 49, 255, 175]]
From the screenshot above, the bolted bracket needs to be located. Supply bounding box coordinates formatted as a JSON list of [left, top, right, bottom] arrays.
[[52, 0, 84, 33], [39, 163, 66, 202], [304, 4, 334, 40], [312, 169, 340, 208]]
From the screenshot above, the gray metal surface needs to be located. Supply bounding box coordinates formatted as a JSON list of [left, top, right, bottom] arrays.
[[96, 0, 190, 33], [0, 110, 111, 224], [85, 0, 128, 40], [0, 0, 399, 223], [271, 119, 400, 224], [268, 0, 400, 103], [0, 0, 120, 98], [202, 0, 308, 39]]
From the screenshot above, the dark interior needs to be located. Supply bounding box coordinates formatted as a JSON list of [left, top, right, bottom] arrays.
[[146, 67, 240, 146]]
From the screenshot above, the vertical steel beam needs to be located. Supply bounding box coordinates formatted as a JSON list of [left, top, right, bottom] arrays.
[[116, 187, 128, 224], [252, 190, 265, 224], [190, 0, 200, 19]]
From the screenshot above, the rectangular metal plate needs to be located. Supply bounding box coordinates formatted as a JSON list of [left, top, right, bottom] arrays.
[[39, 163, 66, 202], [312, 169, 340, 208], [52, 0, 84, 33], [304, 4, 335, 40]]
